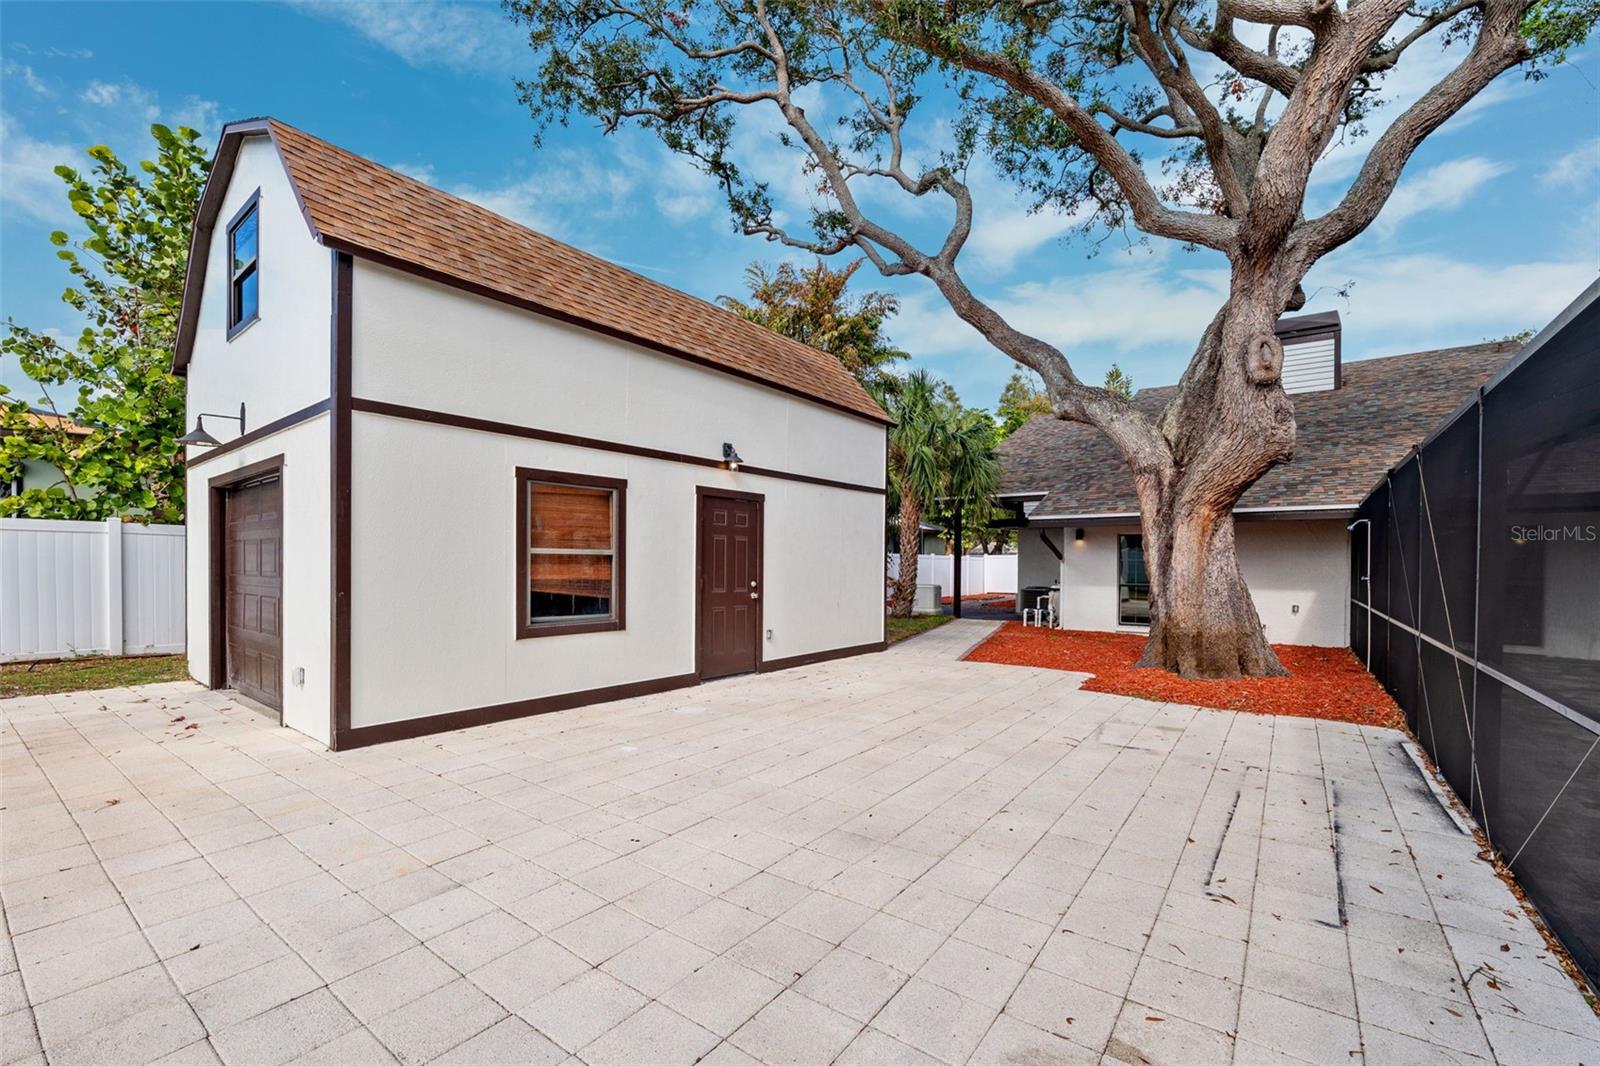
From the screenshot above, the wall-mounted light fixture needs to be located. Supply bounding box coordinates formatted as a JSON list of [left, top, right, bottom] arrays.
[[721, 442, 743, 470], [1074, 527, 1085, 542], [177, 403, 247, 448]]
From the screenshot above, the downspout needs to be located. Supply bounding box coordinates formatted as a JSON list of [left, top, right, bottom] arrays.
[[1347, 517, 1372, 669]]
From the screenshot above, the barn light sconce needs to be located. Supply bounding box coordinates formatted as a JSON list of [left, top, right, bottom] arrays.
[[1074, 528, 1085, 542], [721, 442, 743, 470], [177, 403, 247, 448]]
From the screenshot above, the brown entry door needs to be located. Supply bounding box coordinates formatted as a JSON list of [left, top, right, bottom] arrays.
[[224, 475, 283, 711], [697, 492, 762, 679]]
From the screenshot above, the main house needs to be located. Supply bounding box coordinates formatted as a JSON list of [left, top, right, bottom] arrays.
[[176, 118, 889, 750], [996, 313, 1520, 646]]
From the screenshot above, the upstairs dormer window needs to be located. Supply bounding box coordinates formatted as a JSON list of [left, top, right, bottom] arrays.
[[227, 192, 260, 337]]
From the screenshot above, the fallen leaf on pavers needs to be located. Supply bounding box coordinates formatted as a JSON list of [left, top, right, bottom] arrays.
[[1369, 885, 1384, 894], [184, 723, 199, 730], [100, 798, 121, 809], [1145, 1016, 1164, 1022], [1445, 1008, 1462, 1018], [170, 716, 186, 723]]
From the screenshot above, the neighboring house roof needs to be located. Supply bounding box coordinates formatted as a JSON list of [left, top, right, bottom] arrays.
[[999, 340, 1520, 518], [3, 409, 94, 437], [173, 118, 890, 425]]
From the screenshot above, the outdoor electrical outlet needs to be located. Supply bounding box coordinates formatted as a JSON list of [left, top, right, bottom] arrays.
[[292, 667, 306, 687], [766, 629, 774, 641]]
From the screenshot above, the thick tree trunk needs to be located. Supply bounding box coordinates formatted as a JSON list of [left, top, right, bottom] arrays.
[[891, 492, 921, 618], [1125, 294, 1295, 679], [1135, 501, 1286, 677]]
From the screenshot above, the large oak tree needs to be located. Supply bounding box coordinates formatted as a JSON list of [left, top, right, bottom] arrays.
[[507, 0, 1595, 677]]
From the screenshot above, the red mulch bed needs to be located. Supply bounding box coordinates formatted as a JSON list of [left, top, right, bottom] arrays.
[[966, 623, 1402, 727]]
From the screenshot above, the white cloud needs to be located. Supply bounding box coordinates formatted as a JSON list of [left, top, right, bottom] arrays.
[[1308, 251, 1598, 346], [287, 0, 521, 74], [80, 80, 124, 106], [3, 61, 50, 95], [75, 79, 218, 133], [889, 246, 1231, 361], [2, 79, 220, 225], [652, 152, 717, 223], [0, 113, 77, 221], [1373, 156, 1510, 236], [1541, 137, 1600, 190]]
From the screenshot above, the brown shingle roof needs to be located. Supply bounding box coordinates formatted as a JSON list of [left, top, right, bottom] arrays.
[[999, 340, 1520, 516], [177, 119, 889, 425]]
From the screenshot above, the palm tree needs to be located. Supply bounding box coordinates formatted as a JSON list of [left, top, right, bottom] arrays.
[[882, 371, 1002, 618]]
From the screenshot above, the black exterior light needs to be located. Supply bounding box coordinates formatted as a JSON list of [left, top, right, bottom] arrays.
[[722, 442, 743, 470], [1075, 527, 1086, 541], [178, 404, 247, 448]]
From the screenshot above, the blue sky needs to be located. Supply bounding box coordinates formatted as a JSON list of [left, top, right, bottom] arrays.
[[3, 0, 1598, 413]]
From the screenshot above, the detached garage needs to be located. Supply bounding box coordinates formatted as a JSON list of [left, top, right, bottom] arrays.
[[176, 118, 890, 750]]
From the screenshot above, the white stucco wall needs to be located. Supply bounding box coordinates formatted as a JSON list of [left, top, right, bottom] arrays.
[[1023, 518, 1351, 646], [184, 416, 332, 745], [349, 262, 885, 490], [346, 260, 886, 730], [183, 134, 332, 440]]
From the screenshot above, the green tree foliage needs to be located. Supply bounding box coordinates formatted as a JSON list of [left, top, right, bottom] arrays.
[[996, 369, 1052, 437], [1103, 363, 1134, 399], [880, 370, 1002, 616], [720, 258, 908, 392], [1, 124, 209, 523]]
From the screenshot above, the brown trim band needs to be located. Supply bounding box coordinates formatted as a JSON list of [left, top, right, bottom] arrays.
[[325, 239, 890, 428], [335, 672, 699, 750], [330, 251, 354, 749], [351, 397, 885, 496], [185, 399, 331, 468], [758, 640, 886, 673], [334, 636, 885, 748]]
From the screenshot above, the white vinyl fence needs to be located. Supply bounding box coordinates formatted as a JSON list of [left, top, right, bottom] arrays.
[[887, 552, 1017, 596], [0, 518, 186, 663]]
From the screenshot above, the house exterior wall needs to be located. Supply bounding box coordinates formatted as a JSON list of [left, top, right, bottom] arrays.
[[349, 263, 884, 488], [184, 416, 332, 745], [345, 261, 886, 731], [183, 135, 331, 433], [1019, 518, 1350, 646]]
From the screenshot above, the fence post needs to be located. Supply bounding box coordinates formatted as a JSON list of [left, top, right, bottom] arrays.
[[104, 517, 124, 657]]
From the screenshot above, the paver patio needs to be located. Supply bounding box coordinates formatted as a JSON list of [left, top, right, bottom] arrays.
[[2, 620, 1596, 1065]]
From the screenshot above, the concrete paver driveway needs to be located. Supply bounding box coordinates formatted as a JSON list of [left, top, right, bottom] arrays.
[[3, 620, 1596, 1065]]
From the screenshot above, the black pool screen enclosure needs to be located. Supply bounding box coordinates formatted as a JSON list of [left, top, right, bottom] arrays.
[[1349, 280, 1600, 987]]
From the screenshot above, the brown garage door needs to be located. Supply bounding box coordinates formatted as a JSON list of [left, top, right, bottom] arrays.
[[224, 474, 283, 711]]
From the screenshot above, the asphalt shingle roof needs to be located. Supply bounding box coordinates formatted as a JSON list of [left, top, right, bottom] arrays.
[[999, 340, 1521, 516]]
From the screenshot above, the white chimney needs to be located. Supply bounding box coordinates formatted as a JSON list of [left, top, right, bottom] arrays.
[[1275, 311, 1341, 394]]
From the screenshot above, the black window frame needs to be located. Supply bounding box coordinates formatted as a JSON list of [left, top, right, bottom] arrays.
[[226, 189, 261, 339], [1117, 533, 1151, 627], [515, 467, 627, 639]]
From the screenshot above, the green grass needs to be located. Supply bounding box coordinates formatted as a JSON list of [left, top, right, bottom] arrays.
[[886, 614, 954, 645], [0, 655, 190, 699]]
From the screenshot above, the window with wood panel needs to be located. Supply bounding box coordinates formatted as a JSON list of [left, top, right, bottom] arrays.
[[516, 469, 626, 637]]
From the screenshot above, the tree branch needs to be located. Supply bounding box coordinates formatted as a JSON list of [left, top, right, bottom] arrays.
[[1290, 0, 1530, 266]]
